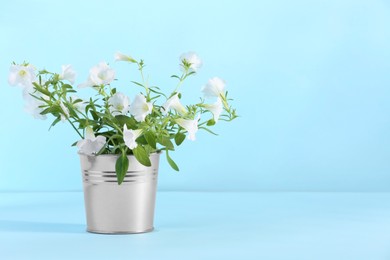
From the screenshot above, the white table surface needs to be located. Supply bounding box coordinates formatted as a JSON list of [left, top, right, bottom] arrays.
[[1, 191, 390, 260]]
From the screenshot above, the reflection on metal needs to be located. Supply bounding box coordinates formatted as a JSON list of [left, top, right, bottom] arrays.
[[79, 153, 160, 234]]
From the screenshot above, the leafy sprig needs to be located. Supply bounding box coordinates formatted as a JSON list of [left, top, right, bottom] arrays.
[[12, 54, 237, 184]]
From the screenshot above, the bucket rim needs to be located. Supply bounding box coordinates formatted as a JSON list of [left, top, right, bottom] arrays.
[[78, 150, 162, 158]]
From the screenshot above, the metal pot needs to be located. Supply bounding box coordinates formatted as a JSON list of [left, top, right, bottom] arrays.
[[79, 152, 160, 234]]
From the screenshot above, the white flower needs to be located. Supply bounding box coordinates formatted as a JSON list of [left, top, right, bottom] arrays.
[[162, 93, 187, 115], [59, 101, 70, 122], [23, 94, 47, 120], [89, 62, 115, 85], [176, 116, 200, 141], [114, 52, 136, 63], [22, 84, 35, 99], [203, 98, 223, 123], [108, 92, 130, 116], [77, 78, 94, 89], [8, 64, 36, 88], [59, 64, 76, 84], [129, 94, 153, 122], [123, 125, 142, 150], [180, 51, 202, 72], [22, 86, 49, 120], [201, 77, 226, 99], [24, 101, 46, 120], [78, 62, 115, 88], [77, 127, 107, 155]]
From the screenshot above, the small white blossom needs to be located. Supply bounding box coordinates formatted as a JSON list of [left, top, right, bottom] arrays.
[[22, 86, 49, 120], [108, 92, 130, 116], [201, 77, 226, 99], [78, 78, 94, 89], [180, 52, 202, 72], [59, 101, 70, 122], [114, 51, 136, 63], [8, 64, 36, 88], [59, 64, 76, 84], [123, 125, 142, 150], [23, 94, 47, 120], [77, 127, 107, 155], [22, 84, 36, 99], [129, 94, 153, 122], [203, 98, 223, 123], [162, 93, 187, 115], [78, 62, 115, 88], [176, 116, 200, 141]]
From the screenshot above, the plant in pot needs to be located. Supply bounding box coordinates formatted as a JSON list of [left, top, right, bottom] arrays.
[[8, 51, 237, 234]]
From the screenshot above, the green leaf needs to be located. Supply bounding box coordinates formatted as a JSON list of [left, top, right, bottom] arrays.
[[115, 115, 137, 129], [90, 110, 99, 121], [115, 152, 129, 185], [77, 119, 88, 129], [144, 144, 155, 155], [49, 117, 62, 130], [149, 88, 167, 98], [207, 119, 216, 126], [157, 136, 174, 150], [32, 82, 51, 96], [199, 126, 218, 136], [41, 106, 59, 115], [72, 98, 83, 104], [133, 146, 151, 167], [136, 135, 148, 145], [144, 131, 156, 149], [131, 81, 145, 88], [38, 69, 50, 74], [67, 105, 78, 118], [166, 150, 179, 171], [62, 84, 73, 89], [174, 132, 186, 146], [150, 94, 161, 100]]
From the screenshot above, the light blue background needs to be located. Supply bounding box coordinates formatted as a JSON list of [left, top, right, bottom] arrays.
[[1, 0, 389, 192]]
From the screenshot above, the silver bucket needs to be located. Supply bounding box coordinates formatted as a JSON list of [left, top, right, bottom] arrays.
[[79, 152, 160, 234]]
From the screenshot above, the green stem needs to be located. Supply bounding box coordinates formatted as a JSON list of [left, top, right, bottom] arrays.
[[105, 116, 124, 135], [219, 94, 230, 111], [138, 63, 150, 100], [50, 93, 83, 139], [67, 118, 83, 138], [173, 71, 188, 94], [112, 122, 124, 135]]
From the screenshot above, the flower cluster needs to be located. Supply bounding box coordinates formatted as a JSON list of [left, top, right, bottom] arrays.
[[8, 51, 237, 184]]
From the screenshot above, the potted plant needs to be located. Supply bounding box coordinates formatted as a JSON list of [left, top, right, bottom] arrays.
[[8, 51, 237, 234]]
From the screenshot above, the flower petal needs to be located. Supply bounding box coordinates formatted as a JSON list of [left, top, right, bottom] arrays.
[[180, 52, 202, 72], [129, 94, 152, 122], [176, 116, 200, 141], [201, 77, 226, 98], [108, 92, 130, 116], [114, 52, 136, 63], [59, 64, 76, 84]]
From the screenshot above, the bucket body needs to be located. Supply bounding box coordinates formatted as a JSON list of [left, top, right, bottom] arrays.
[[79, 153, 160, 234]]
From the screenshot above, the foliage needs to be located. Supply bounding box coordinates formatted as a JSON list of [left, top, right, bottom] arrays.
[[8, 52, 237, 184]]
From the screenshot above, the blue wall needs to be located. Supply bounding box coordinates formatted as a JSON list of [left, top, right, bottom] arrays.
[[1, 0, 389, 191]]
